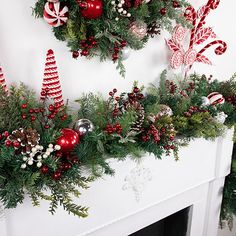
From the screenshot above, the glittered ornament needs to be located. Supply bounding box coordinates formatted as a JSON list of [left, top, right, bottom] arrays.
[[44, 2, 68, 27], [207, 92, 225, 105], [214, 112, 228, 124], [74, 119, 94, 136], [78, 0, 103, 19], [121, 47, 131, 60], [201, 96, 210, 106], [129, 21, 147, 40], [148, 104, 173, 122], [56, 128, 79, 153]]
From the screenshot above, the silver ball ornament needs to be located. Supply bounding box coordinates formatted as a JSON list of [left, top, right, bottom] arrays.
[[74, 119, 94, 136], [214, 112, 228, 124], [122, 47, 131, 60], [201, 96, 210, 106]]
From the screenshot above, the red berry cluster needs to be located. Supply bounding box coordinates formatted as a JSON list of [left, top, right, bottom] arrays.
[[40, 155, 79, 181], [72, 36, 98, 58], [105, 123, 122, 135], [165, 80, 177, 94], [126, 86, 144, 104], [112, 40, 127, 62], [142, 124, 160, 143], [160, 8, 167, 16], [183, 106, 206, 117], [226, 95, 236, 106], [21, 101, 68, 129], [0, 131, 21, 148], [172, 1, 180, 8], [109, 88, 122, 117]]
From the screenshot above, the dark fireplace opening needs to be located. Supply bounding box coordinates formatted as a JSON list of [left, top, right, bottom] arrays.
[[129, 207, 191, 236]]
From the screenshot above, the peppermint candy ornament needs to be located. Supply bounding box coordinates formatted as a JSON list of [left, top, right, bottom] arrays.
[[170, 50, 183, 69], [207, 92, 225, 105], [184, 49, 197, 66], [44, 2, 68, 27], [172, 25, 186, 43]]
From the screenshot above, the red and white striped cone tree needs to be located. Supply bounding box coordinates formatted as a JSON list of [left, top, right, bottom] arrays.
[[0, 66, 8, 92], [40, 49, 64, 108]]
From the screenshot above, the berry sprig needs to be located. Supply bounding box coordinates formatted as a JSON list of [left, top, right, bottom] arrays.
[[111, 0, 131, 21], [112, 40, 127, 62], [183, 106, 207, 117], [40, 154, 79, 181], [72, 36, 98, 58], [105, 123, 123, 134]]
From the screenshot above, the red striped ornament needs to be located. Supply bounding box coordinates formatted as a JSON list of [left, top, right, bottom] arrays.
[[40, 49, 64, 108], [43, 2, 68, 27], [0, 66, 7, 92], [207, 92, 225, 105]]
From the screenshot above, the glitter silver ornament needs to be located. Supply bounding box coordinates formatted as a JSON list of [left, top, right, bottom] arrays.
[[214, 112, 228, 124], [201, 96, 210, 106], [129, 21, 147, 39], [122, 47, 131, 60], [74, 119, 94, 136], [147, 104, 173, 122]]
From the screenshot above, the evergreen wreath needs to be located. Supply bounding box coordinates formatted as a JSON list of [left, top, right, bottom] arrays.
[[33, 0, 190, 76], [0, 70, 235, 217]]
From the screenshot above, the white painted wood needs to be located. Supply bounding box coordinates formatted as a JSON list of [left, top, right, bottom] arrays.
[[2, 129, 234, 236]]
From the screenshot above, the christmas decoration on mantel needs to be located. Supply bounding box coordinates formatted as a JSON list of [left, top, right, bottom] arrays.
[[166, 0, 227, 76], [33, 0, 190, 76], [0, 61, 235, 217]]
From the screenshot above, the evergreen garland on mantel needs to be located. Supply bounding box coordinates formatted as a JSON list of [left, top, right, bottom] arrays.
[[0, 71, 235, 217], [33, 0, 190, 76]]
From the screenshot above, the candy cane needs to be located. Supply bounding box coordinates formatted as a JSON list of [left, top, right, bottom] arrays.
[[185, 6, 197, 48], [197, 40, 227, 56], [196, 0, 220, 33]]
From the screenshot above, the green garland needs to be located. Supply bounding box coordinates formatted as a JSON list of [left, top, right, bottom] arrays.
[[0, 72, 235, 217], [33, 0, 190, 76]]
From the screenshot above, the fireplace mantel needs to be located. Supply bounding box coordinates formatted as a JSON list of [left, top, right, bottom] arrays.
[[0, 129, 234, 236]]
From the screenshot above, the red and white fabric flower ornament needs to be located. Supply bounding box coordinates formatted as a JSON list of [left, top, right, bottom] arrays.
[[44, 2, 68, 27]]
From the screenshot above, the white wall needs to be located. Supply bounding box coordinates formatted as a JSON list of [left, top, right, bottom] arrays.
[[0, 0, 235, 102]]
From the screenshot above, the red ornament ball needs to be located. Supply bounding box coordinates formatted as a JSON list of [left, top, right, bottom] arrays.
[[56, 128, 80, 153], [77, 0, 103, 19]]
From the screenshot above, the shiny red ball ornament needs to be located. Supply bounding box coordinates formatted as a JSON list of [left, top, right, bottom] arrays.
[[56, 128, 79, 153], [77, 0, 103, 19]]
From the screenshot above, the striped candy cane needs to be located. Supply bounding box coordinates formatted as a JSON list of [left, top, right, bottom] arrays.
[[197, 40, 227, 56]]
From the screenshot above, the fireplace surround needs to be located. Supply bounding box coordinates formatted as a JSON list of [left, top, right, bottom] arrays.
[[0, 128, 234, 236]]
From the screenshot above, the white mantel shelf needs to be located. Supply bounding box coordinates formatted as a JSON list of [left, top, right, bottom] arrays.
[[0, 128, 234, 236]]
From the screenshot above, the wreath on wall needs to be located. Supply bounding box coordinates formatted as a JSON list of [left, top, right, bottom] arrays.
[[33, 0, 190, 76], [0, 50, 235, 217]]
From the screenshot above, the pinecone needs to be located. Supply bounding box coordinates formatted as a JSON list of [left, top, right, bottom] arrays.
[[130, 105, 145, 132], [147, 22, 161, 38], [125, 101, 145, 132], [8, 128, 40, 154]]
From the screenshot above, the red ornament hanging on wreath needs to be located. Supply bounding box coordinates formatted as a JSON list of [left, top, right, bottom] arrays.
[[44, 2, 69, 27], [77, 0, 103, 19], [56, 128, 80, 153]]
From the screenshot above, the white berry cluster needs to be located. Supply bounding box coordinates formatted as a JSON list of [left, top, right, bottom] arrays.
[[21, 144, 61, 169], [111, 0, 131, 21]]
